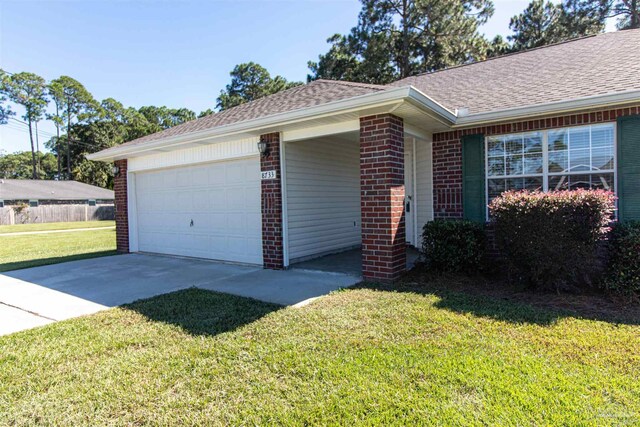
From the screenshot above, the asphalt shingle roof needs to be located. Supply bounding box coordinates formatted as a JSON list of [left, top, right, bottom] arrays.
[[113, 29, 640, 151], [121, 79, 386, 147], [388, 29, 640, 114], [0, 180, 114, 201]]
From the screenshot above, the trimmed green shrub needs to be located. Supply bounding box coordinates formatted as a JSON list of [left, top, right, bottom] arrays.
[[489, 190, 616, 291], [422, 219, 485, 273], [603, 221, 640, 299]]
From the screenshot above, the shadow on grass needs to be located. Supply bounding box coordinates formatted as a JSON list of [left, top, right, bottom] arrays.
[[122, 288, 282, 337], [356, 272, 640, 327], [0, 250, 119, 273]]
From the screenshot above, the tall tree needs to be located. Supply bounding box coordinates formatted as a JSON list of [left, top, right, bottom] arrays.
[[47, 81, 66, 179], [0, 70, 15, 124], [198, 108, 215, 118], [308, 0, 495, 84], [138, 106, 196, 130], [49, 76, 97, 179], [508, 0, 607, 51], [609, 0, 640, 28], [217, 63, 302, 110], [1, 72, 48, 179]]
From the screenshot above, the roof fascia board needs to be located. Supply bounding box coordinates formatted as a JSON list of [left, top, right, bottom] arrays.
[[406, 87, 458, 125], [454, 89, 640, 127]]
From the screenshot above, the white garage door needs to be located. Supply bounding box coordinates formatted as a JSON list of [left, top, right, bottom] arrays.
[[134, 157, 263, 264]]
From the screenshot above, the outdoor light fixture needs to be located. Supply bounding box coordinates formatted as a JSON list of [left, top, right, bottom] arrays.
[[257, 140, 269, 157], [112, 165, 120, 176]]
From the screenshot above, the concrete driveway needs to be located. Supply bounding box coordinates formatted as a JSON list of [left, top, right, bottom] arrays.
[[0, 254, 360, 336]]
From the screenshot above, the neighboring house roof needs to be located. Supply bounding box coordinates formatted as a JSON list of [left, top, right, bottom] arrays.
[[387, 30, 640, 115], [0, 180, 114, 201], [91, 29, 640, 160]]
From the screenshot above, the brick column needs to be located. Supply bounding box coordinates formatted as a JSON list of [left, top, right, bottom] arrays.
[[360, 114, 406, 282], [113, 159, 129, 253], [260, 132, 284, 269]]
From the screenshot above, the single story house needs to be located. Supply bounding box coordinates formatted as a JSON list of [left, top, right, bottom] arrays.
[[0, 180, 114, 224], [89, 30, 640, 282]]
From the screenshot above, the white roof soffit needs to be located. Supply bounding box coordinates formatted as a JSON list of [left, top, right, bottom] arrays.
[[454, 89, 640, 127], [87, 86, 457, 161]]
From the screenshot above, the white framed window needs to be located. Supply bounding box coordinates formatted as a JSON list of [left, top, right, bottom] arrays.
[[485, 123, 616, 217], [29, 200, 39, 207]]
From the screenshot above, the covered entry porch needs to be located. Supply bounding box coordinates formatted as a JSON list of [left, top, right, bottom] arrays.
[[275, 111, 439, 282]]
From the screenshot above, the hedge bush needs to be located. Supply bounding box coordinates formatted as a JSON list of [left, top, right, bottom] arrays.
[[489, 189, 616, 291], [422, 219, 485, 273], [603, 221, 640, 299]]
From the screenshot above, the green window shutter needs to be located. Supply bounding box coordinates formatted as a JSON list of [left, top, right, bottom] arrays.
[[462, 133, 486, 222], [617, 114, 640, 221]]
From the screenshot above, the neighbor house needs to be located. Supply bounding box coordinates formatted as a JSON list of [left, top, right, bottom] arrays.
[[0, 179, 114, 224], [88, 30, 640, 282]]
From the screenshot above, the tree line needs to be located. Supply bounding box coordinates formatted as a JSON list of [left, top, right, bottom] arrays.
[[1, 0, 637, 188]]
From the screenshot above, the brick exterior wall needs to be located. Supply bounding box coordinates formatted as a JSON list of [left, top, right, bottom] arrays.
[[113, 159, 129, 253], [360, 114, 406, 282], [432, 105, 640, 219], [260, 132, 284, 269]]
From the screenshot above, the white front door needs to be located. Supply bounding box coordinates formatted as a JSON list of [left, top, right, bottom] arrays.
[[405, 138, 416, 246], [134, 157, 263, 264]]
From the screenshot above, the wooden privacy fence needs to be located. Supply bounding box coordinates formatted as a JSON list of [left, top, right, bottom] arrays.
[[0, 204, 115, 225]]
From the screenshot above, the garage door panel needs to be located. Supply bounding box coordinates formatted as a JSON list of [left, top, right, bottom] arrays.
[[135, 157, 262, 264]]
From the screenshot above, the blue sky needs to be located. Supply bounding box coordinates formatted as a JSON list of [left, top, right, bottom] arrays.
[[0, 0, 611, 153]]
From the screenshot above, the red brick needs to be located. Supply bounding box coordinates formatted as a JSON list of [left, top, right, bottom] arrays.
[[260, 132, 284, 270], [113, 159, 129, 253], [360, 114, 406, 283]]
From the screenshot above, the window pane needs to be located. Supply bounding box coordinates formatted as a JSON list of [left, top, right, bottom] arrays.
[[549, 151, 568, 173], [569, 174, 592, 190], [591, 124, 614, 148], [524, 177, 543, 191], [506, 155, 523, 175], [591, 173, 614, 191], [549, 130, 568, 151], [524, 133, 543, 153], [487, 137, 504, 157], [569, 127, 590, 150], [569, 149, 590, 172], [549, 175, 569, 191], [591, 146, 614, 171], [524, 153, 543, 174], [488, 157, 505, 176], [506, 136, 523, 155], [506, 178, 525, 191], [488, 179, 506, 201]]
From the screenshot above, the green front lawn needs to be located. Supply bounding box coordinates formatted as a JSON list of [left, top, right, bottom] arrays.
[[0, 220, 115, 234], [0, 226, 116, 272], [1, 285, 637, 425]]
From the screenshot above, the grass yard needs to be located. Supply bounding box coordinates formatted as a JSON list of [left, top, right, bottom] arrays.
[[0, 221, 116, 272], [0, 220, 115, 234], [0, 284, 638, 425]]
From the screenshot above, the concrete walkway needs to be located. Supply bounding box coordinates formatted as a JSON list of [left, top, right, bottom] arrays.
[[0, 226, 115, 236], [0, 254, 360, 336]]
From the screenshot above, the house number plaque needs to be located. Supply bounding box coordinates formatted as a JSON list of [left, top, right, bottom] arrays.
[[261, 170, 277, 180]]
